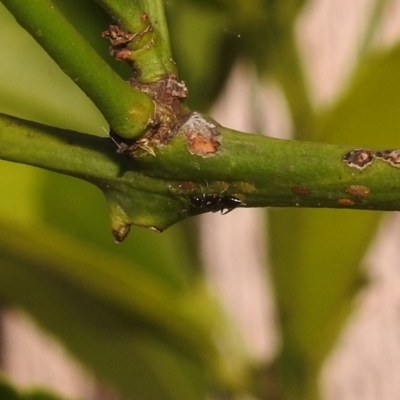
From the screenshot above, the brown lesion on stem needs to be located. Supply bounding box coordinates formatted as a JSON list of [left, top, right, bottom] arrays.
[[375, 149, 400, 167], [343, 148, 400, 170], [177, 112, 221, 157], [103, 18, 195, 156], [345, 185, 370, 198], [102, 18, 153, 62], [291, 186, 312, 196], [343, 149, 374, 170], [338, 198, 355, 207], [105, 48, 223, 159]]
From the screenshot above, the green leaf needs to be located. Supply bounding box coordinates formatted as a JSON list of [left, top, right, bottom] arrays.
[[0, 221, 208, 400], [166, 2, 237, 111], [315, 42, 400, 147], [268, 43, 400, 398], [0, 160, 44, 224], [0, 2, 107, 136], [0, 219, 252, 399], [51, 0, 130, 77], [0, 377, 19, 400], [22, 391, 67, 400]]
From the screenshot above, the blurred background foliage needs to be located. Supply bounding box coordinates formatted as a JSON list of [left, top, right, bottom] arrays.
[[0, 374, 68, 400], [1, 0, 400, 399]]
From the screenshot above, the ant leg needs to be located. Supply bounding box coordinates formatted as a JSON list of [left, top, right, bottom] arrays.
[[105, 127, 130, 153]]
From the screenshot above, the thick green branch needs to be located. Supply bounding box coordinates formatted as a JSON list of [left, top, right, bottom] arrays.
[[1, 0, 154, 139], [138, 123, 400, 212], [95, 0, 177, 82], [2, 112, 400, 237]]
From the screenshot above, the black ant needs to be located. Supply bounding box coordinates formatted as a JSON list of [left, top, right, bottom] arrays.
[[169, 182, 244, 215], [188, 192, 243, 215]]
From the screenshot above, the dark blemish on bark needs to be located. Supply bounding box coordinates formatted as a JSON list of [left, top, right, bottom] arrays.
[[375, 149, 400, 167], [338, 198, 355, 207], [343, 149, 374, 170], [112, 224, 131, 243], [179, 112, 221, 157], [291, 186, 312, 196], [345, 185, 370, 198], [102, 25, 135, 47]]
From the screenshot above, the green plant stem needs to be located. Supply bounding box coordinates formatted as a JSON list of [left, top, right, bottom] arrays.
[[138, 124, 400, 213], [95, 0, 178, 82], [2, 112, 400, 224], [1, 0, 154, 139]]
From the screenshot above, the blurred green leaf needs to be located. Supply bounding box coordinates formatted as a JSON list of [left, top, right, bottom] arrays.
[[315, 42, 400, 147], [0, 217, 253, 399], [268, 41, 400, 399], [51, 0, 130, 77], [166, 0, 308, 114], [0, 375, 69, 400], [166, 1, 237, 111], [0, 2, 107, 136], [0, 220, 208, 400], [0, 376, 18, 400], [23, 394, 66, 400], [0, 160, 44, 225], [40, 171, 198, 290]]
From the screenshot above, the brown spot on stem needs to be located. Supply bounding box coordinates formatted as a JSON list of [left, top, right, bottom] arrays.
[[114, 49, 132, 60], [190, 135, 219, 154], [345, 185, 370, 198], [233, 182, 256, 193], [338, 198, 355, 207], [375, 149, 400, 167], [343, 149, 374, 170], [102, 24, 153, 61], [177, 181, 196, 191], [291, 186, 312, 196], [179, 112, 221, 157], [102, 25, 134, 47], [140, 13, 148, 23]]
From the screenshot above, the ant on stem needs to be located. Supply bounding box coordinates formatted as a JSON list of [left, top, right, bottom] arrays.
[[176, 182, 244, 215], [188, 192, 243, 214]]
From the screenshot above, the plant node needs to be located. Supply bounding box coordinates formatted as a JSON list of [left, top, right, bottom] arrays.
[[102, 21, 153, 62], [111, 74, 190, 157]]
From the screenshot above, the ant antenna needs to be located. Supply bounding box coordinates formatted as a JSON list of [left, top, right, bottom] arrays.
[[103, 127, 129, 154]]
